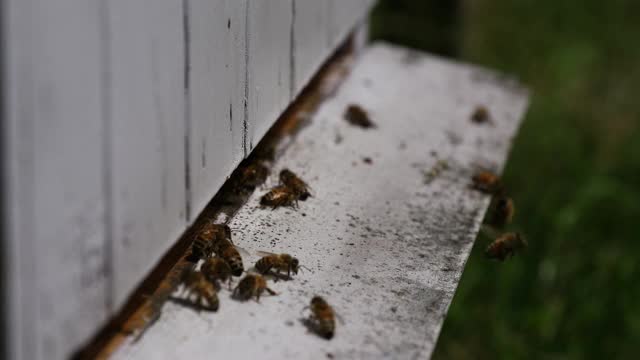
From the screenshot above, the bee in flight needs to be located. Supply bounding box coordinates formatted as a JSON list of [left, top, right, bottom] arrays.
[[254, 251, 308, 280], [485, 232, 527, 261], [279, 169, 311, 200], [344, 104, 376, 129], [190, 223, 230, 261], [232, 273, 277, 302], [471, 170, 504, 195], [200, 257, 233, 289], [488, 196, 514, 228], [260, 185, 299, 209], [304, 296, 337, 339], [180, 269, 219, 311]]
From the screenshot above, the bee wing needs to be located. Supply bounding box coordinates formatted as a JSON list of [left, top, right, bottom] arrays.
[[255, 250, 278, 257], [234, 245, 251, 257]]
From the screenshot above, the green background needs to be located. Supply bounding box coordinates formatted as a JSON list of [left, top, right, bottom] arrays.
[[372, 1, 640, 359]]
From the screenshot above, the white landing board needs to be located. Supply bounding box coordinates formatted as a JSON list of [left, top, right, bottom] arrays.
[[113, 43, 528, 359]]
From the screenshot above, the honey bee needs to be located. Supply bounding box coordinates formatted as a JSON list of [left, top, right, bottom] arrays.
[[232, 274, 276, 301], [471, 105, 491, 124], [423, 160, 449, 184], [471, 170, 503, 195], [190, 223, 230, 260], [488, 196, 514, 228], [260, 185, 298, 208], [200, 257, 233, 289], [181, 270, 219, 311], [279, 169, 311, 200], [255, 251, 304, 279], [237, 163, 270, 190], [213, 239, 244, 277], [485, 232, 527, 261], [344, 104, 376, 129], [306, 296, 336, 339]]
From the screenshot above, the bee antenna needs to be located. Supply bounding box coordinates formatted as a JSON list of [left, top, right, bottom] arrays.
[[299, 265, 312, 273]]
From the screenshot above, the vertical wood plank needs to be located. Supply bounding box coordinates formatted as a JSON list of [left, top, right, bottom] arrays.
[[107, 0, 187, 309], [328, 0, 371, 51], [187, 0, 247, 219], [292, 0, 330, 94], [246, 0, 293, 151], [3, 1, 108, 359]]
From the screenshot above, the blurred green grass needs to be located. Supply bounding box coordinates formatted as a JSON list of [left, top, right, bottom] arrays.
[[372, 1, 640, 359]]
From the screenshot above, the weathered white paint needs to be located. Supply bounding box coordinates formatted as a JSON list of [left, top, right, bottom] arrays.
[[292, 0, 330, 94], [2, 1, 108, 360], [1, 2, 375, 359], [246, 0, 293, 151], [328, 0, 373, 50], [187, 0, 247, 220], [112, 43, 529, 359], [106, 0, 187, 309]]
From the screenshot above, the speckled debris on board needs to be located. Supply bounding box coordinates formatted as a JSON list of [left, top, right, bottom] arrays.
[[112, 43, 528, 359]]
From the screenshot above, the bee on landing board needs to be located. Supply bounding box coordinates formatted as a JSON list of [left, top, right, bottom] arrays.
[[190, 223, 230, 261], [344, 104, 376, 129], [485, 232, 527, 261], [305, 296, 337, 339], [488, 196, 514, 228], [200, 257, 233, 289], [260, 185, 299, 209], [471, 105, 492, 124], [181, 270, 219, 311], [235, 163, 270, 193], [232, 274, 277, 302], [213, 238, 245, 277], [254, 251, 307, 280], [279, 169, 311, 200], [471, 170, 504, 195]]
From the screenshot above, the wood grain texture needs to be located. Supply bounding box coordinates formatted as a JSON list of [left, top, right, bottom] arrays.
[[106, 0, 187, 310], [1, 1, 374, 358], [187, 0, 247, 220], [2, 1, 108, 359], [328, 0, 372, 50], [292, 0, 330, 94], [112, 43, 529, 359], [246, 0, 293, 152]]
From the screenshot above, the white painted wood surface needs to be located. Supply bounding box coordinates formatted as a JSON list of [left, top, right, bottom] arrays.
[[187, 0, 247, 220], [246, 0, 293, 151], [2, 1, 108, 360], [328, 0, 373, 51], [107, 0, 188, 310], [113, 43, 529, 360], [293, 0, 330, 94], [1, 1, 375, 359]]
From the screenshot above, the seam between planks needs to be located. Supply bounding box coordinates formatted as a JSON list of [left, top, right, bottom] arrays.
[[289, 0, 297, 101], [242, 1, 250, 158], [182, 0, 192, 222], [98, 0, 115, 314]]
